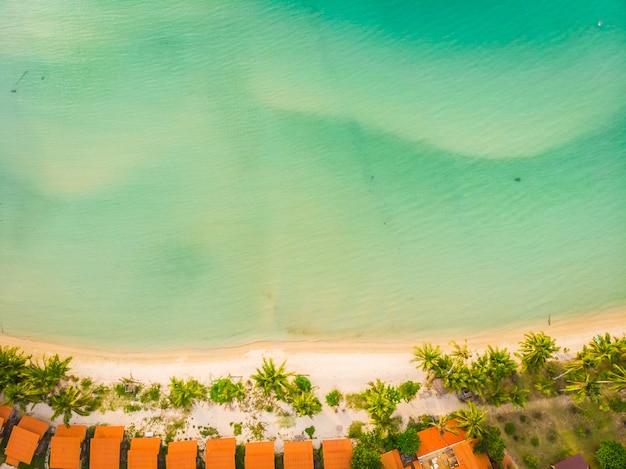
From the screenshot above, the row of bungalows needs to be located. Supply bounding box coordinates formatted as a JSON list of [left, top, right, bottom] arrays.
[[1, 413, 354, 469]]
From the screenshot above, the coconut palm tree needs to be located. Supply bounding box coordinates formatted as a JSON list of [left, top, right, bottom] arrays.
[[516, 332, 560, 374], [168, 377, 207, 410], [3, 380, 45, 412], [534, 376, 558, 397], [49, 386, 92, 426], [411, 343, 443, 373], [452, 402, 487, 439], [450, 340, 472, 363], [0, 346, 30, 392], [25, 354, 72, 395], [608, 364, 626, 392], [429, 415, 458, 436], [485, 346, 517, 382], [506, 385, 529, 409], [586, 333, 621, 366], [364, 380, 401, 433], [563, 373, 604, 404], [290, 391, 322, 418], [251, 358, 294, 401], [552, 353, 599, 381]]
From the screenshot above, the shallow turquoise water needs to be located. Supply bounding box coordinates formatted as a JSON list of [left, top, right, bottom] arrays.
[[1, 1, 625, 351]]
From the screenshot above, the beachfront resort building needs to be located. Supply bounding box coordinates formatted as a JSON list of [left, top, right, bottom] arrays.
[[412, 424, 492, 469]]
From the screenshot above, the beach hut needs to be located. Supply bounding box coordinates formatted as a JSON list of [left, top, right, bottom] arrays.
[[283, 441, 313, 469], [0, 404, 16, 439], [166, 440, 198, 469], [4, 415, 50, 467], [321, 439, 352, 469], [90, 426, 125, 469], [415, 424, 466, 459], [205, 437, 236, 469], [49, 425, 87, 469], [244, 441, 275, 469], [128, 437, 161, 469]]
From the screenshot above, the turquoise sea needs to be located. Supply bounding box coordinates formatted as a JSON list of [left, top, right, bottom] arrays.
[[1, 1, 625, 351]]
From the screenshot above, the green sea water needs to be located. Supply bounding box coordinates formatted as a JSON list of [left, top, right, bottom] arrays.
[[1, 1, 625, 351]]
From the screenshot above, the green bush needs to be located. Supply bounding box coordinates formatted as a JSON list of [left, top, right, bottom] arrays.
[[231, 422, 243, 436], [350, 443, 382, 469], [325, 389, 343, 408], [140, 383, 162, 403], [348, 421, 365, 439], [304, 426, 315, 439], [523, 455, 538, 469], [394, 428, 421, 455], [596, 440, 626, 469], [210, 377, 245, 404], [398, 381, 421, 402], [346, 392, 368, 410], [293, 375, 312, 392], [519, 414, 527, 423], [530, 437, 539, 447], [504, 422, 516, 435], [474, 426, 506, 463]]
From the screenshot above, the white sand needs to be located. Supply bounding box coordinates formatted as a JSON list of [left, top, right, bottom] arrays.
[[1, 307, 624, 449]]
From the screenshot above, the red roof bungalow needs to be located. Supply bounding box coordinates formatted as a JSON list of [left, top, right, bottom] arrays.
[[90, 426, 125, 469], [49, 425, 87, 469], [321, 439, 352, 469], [283, 441, 313, 469], [205, 437, 236, 469], [244, 441, 275, 469], [166, 439, 198, 469], [128, 437, 161, 469], [414, 422, 492, 469], [4, 415, 50, 467], [552, 454, 590, 469]]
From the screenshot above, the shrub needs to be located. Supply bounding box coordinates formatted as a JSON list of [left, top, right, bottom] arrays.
[[504, 423, 516, 435], [210, 377, 245, 404], [575, 425, 587, 438], [519, 415, 527, 423], [293, 375, 312, 392], [523, 455, 538, 469], [325, 389, 343, 408], [394, 428, 421, 455], [596, 440, 626, 469], [304, 426, 315, 439], [348, 421, 365, 439], [398, 381, 421, 403], [231, 422, 243, 436], [474, 426, 506, 462], [530, 437, 539, 447], [351, 443, 382, 469], [346, 392, 368, 410], [140, 383, 162, 404]]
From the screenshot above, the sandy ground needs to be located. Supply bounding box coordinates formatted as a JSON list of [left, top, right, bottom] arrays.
[[1, 307, 624, 449]]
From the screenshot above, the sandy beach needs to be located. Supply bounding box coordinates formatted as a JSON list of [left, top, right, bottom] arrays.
[[1, 307, 624, 449]]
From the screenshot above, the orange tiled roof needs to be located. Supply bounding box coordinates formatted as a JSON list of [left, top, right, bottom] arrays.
[[416, 423, 466, 458], [131, 437, 161, 453], [381, 449, 404, 469], [5, 425, 40, 466], [90, 438, 121, 469], [322, 439, 352, 469], [206, 438, 236, 469], [284, 441, 313, 469], [245, 442, 275, 469], [56, 425, 87, 439], [0, 404, 14, 423], [166, 440, 198, 469], [94, 426, 125, 440], [128, 437, 161, 469], [0, 417, 4, 432], [452, 441, 492, 469], [18, 415, 49, 438], [50, 436, 83, 469]]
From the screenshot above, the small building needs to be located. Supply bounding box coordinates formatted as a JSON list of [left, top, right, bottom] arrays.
[[205, 437, 236, 469], [166, 439, 198, 469], [321, 439, 352, 469], [49, 425, 87, 469], [90, 426, 125, 469], [552, 454, 590, 469], [283, 441, 313, 469], [4, 415, 50, 467], [244, 441, 275, 469], [128, 437, 161, 469]]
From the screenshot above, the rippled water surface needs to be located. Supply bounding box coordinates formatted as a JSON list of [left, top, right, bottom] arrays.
[[1, 1, 625, 350]]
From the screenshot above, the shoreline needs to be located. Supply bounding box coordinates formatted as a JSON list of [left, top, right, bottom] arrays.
[[1, 306, 624, 385]]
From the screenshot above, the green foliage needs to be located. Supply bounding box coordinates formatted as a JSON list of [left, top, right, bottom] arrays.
[[530, 436, 539, 446], [398, 381, 421, 403], [4, 380, 45, 412], [231, 422, 243, 436], [407, 415, 434, 432], [251, 358, 294, 401], [517, 331, 560, 374], [411, 343, 443, 373], [346, 392, 368, 410], [348, 421, 365, 439], [325, 389, 343, 408], [49, 386, 92, 425], [304, 426, 315, 439], [522, 455, 538, 469], [596, 440, 626, 469], [26, 354, 72, 394], [293, 375, 312, 392], [124, 404, 143, 413], [199, 425, 220, 438], [210, 377, 246, 404], [519, 414, 527, 423], [350, 443, 382, 469], [290, 391, 323, 417], [392, 428, 421, 455], [451, 402, 487, 439], [114, 383, 128, 397], [168, 377, 207, 410], [0, 346, 31, 392], [474, 426, 505, 463], [140, 383, 162, 403], [504, 422, 516, 435], [363, 380, 402, 433]]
